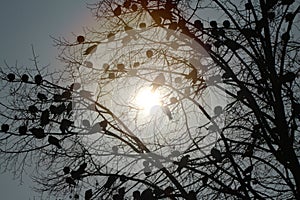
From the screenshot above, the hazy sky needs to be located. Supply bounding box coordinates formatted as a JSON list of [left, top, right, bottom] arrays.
[[0, 1, 93, 199]]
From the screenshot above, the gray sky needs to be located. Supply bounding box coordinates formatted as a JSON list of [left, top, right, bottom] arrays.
[[0, 1, 93, 199]]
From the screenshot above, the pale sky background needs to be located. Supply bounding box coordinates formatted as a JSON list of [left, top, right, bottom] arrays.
[[0, 1, 94, 199]]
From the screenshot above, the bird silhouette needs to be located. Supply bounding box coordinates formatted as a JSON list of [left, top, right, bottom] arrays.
[[118, 187, 126, 198], [60, 119, 73, 134], [187, 190, 197, 200], [141, 189, 155, 200], [123, 0, 131, 8], [34, 74, 43, 85], [100, 120, 108, 131], [48, 136, 62, 148], [77, 162, 87, 175], [30, 127, 46, 139], [21, 74, 29, 82], [37, 93, 47, 101], [85, 189, 93, 200], [165, 0, 177, 10], [63, 166, 70, 174], [7, 73, 15, 82], [211, 148, 222, 162], [1, 124, 9, 132], [113, 194, 123, 200], [83, 45, 97, 55], [223, 20, 230, 28], [133, 191, 141, 200], [28, 105, 38, 116], [103, 175, 118, 189], [71, 170, 81, 180], [53, 94, 63, 102], [281, 72, 296, 83], [131, 4, 138, 12], [18, 125, 27, 135], [113, 5, 121, 16], [62, 90, 72, 99], [176, 155, 190, 174], [56, 103, 66, 115], [77, 35, 85, 44], [151, 73, 165, 92], [66, 177, 76, 185], [164, 186, 175, 199], [185, 68, 197, 83], [40, 109, 50, 126], [202, 175, 208, 185], [66, 102, 73, 116]]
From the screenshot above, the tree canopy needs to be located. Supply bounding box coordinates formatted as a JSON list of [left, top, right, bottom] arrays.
[[1, 0, 300, 199]]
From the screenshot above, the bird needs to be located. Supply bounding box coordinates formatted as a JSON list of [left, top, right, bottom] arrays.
[[133, 191, 141, 200], [103, 175, 118, 189], [1, 124, 9, 132], [7, 73, 15, 82], [34, 74, 43, 85], [63, 166, 70, 174], [30, 127, 46, 139], [37, 93, 47, 101], [66, 102, 73, 116], [281, 72, 296, 83], [113, 5, 122, 16], [77, 162, 87, 174], [60, 119, 73, 134], [202, 175, 208, 185], [100, 120, 108, 130], [113, 194, 122, 200], [83, 45, 97, 55], [85, 189, 93, 200], [28, 105, 38, 115], [141, 189, 155, 200], [18, 125, 27, 135], [151, 73, 165, 92], [62, 90, 72, 99], [164, 186, 175, 198], [40, 109, 50, 126], [48, 135, 62, 148], [162, 105, 173, 120], [77, 35, 85, 44], [66, 177, 76, 185], [118, 187, 126, 197], [56, 103, 66, 115], [187, 190, 197, 200], [223, 20, 230, 28], [53, 94, 63, 102], [211, 148, 222, 162], [185, 68, 197, 83], [71, 170, 81, 180], [176, 155, 190, 174], [21, 74, 29, 82]]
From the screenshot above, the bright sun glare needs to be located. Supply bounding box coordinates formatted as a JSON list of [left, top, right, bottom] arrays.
[[135, 88, 161, 113]]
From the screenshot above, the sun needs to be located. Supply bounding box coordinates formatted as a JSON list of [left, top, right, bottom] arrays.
[[135, 88, 161, 113]]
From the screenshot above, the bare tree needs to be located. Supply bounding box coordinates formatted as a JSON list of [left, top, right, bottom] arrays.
[[1, 0, 300, 199]]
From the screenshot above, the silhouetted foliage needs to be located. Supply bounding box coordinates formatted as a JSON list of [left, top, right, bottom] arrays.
[[1, 0, 300, 199]]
